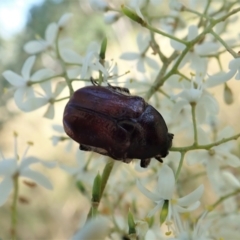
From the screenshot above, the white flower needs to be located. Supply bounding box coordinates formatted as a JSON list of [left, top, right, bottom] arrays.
[[0, 137, 55, 206], [120, 34, 159, 73], [206, 58, 240, 87], [72, 216, 110, 240], [2, 56, 55, 111], [171, 25, 219, 74], [50, 124, 73, 151], [24, 13, 73, 54], [137, 164, 204, 230], [14, 81, 66, 119], [60, 151, 104, 185], [89, 0, 109, 11], [169, 0, 184, 11], [62, 42, 109, 80], [171, 74, 219, 122]]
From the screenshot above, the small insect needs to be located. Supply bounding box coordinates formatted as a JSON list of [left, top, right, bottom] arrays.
[[63, 81, 173, 168]]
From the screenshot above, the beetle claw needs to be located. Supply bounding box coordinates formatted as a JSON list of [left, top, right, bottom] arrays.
[[90, 77, 99, 86], [140, 158, 151, 168], [80, 144, 89, 151], [155, 156, 163, 163]]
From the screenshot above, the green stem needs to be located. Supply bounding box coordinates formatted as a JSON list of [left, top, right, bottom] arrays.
[[209, 189, 240, 211], [54, 96, 70, 102], [29, 74, 63, 85], [11, 174, 19, 240], [191, 103, 198, 145], [86, 160, 114, 220], [170, 133, 240, 152], [145, 7, 240, 100], [100, 160, 114, 198], [175, 152, 186, 181], [210, 30, 237, 57], [145, 24, 187, 45]]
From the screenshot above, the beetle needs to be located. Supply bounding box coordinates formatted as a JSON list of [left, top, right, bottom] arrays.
[[63, 81, 173, 168]]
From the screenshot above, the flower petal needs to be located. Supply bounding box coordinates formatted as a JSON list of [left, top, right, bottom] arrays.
[[188, 25, 198, 41], [136, 180, 159, 201], [60, 49, 83, 63], [170, 39, 185, 51], [206, 70, 236, 87], [20, 156, 54, 170], [145, 56, 159, 70], [177, 184, 204, 206], [222, 171, 240, 189], [21, 56, 36, 80], [219, 151, 240, 167], [52, 124, 64, 133], [157, 165, 175, 199], [147, 201, 164, 217], [40, 81, 52, 97], [53, 82, 66, 97], [171, 100, 188, 118], [2, 71, 25, 87], [14, 87, 35, 109], [176, 201, 201, 212], [195, 42, 220, 55], [17, 97, 48, 112], [120, 52, 140, 60], [0, 177, 13, 206], [0, 159, 17, 175], [44, 104, 55, 119], [137, 59, 145, 72], [31, 69, 55, 82], [21, 169, 53, 190], [58, 13, 73, 27], [45, 23, 58, 45], [72, 216, 110, 240], [24, 40, 48, 54], [186, 150, 207, 165], [229, 58, 240, 70]]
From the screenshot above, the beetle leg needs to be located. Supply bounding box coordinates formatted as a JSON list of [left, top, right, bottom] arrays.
[[155, 156, 163, 163], [90, 77, 99, 86], [140, 158, 151, 168], [80, 144, 89, 151], [107, 83, 130, 95], [122, 158, 132, 163]]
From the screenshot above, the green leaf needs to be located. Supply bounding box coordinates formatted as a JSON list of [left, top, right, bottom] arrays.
[[128, 210, 136, 235], [99, 37, 107, 60], [92, 173, 102, 202], [121, 5, 146, 26], [160, 200, 169, 224]]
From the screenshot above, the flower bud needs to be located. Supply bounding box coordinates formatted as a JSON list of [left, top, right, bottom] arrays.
[[160, 200, 169, 224], [128, 210, 136, 235], [224, 83, 234, 104], [121, 5, 146, 26], [92, 173, 102, 202]]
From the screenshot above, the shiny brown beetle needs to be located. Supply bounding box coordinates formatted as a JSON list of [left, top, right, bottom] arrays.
[[63, 82, 173, 168]]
